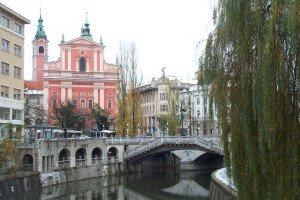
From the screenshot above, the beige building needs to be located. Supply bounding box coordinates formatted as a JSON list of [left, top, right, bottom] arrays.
[[139, 71, 193, 135], [0, 3, 30, 139]]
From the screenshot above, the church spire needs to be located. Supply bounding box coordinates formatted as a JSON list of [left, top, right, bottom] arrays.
[[100, 36, 103, 45], [81, 11, 93, 41], [34, 9, 47, 40], [61, 34, 65, 43]]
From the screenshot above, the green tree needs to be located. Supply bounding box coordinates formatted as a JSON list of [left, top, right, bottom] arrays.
[[52, 101, 83, 130], [165, 79, 180, 135], [90, 104, 112, 130], [0, 124, 19, 167], [159, 114, 168, 133], [199, 0, 299, 199]]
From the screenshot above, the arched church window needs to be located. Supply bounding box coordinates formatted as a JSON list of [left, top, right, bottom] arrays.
[[39, 46, 44, 53], [81, 100, 85, 108], [80, 57, 86, 72]]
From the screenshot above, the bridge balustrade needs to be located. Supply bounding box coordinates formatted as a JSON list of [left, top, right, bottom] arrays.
[[58, 160, 70, 168], [75, 158, 86, 166], [124, 136, 224, 161], [107, 156, 119, 164]]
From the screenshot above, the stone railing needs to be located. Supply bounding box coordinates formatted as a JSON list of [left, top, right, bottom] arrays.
[[106, 137, 156, 145], [124, 136, 223, 161]]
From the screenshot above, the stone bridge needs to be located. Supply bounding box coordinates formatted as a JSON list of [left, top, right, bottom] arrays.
[[17, 135, 223, 172], [121, 136, 223, 163]]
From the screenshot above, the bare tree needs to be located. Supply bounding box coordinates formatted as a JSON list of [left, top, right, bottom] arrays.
[[116, 42, 143, 136]]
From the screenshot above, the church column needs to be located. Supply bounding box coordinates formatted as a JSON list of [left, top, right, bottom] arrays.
[[62, 49, 65, 70], [67, 87, 72, 101], [61, 87, 66, 104], [44, 86, 49, 112], [100, 89, 104, 109], [76, 56, 79, 71], [68, 48, 71, 70], [100, 51, 104, 72], [94, 50, 97, 72], [86, 57, 90, 72], [94, 88, 99, 104]]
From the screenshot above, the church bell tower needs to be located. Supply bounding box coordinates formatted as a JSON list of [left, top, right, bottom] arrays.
[[32, 10, 48, 82]]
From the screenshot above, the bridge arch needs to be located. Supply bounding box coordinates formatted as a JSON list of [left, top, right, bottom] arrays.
[[59, 149, 70, 167], [91, 147, 103, 164], [107, 147, 118, 157], [22, 154, 33, 165], [76, 148, 86, 166]]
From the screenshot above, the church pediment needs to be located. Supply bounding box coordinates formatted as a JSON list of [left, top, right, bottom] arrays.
[[64, 37, 101, 47]]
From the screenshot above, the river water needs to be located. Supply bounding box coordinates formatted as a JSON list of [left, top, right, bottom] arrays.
[[10, 167, 214, 200]]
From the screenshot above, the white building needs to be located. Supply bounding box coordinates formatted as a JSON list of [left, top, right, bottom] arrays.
[[139, 70, 194, 135], [179, 83, 219, 136]]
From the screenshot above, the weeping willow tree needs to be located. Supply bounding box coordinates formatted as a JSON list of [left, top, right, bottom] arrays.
[[199, 0, 299, 199]]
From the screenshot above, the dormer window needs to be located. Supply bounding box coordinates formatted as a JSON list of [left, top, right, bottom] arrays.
[[80, 57, 86, 72]]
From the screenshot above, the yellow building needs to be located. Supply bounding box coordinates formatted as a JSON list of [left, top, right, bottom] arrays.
[[0, 3, 30, 139]]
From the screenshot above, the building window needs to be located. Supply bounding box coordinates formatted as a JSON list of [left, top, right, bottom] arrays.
[[107, 99, 112, 109], [1, 39, 10, 51], [73, 99, 77, 108], [14, 23, 21, 34], [14, 66, 21, 78], [1, 86, 9, 98], [37, 97, 40, 105], [80, 57, 86, 72], [160, 93, 166, 100], [197, 97, 200, 105], [81, 100, 85, 108], [0, 107, 10, 120], [88, 100, 93, 108], [39, 46, 44, 53], [152, 94, 155, 102], [12, 110, 22, 120], [14, 89, 21, 100], [1, 62, 9, 74], [52, 98, 57, 107], [197, 110, 200, 119], [14, 45, 22, 56], [1, 16, 10, 28], [160, 105, 167, 112]]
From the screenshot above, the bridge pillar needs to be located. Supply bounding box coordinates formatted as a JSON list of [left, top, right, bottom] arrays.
[[70, 147, 76, 167]]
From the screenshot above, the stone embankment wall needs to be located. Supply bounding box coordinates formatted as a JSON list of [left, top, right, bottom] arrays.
[[209, 170, 237, 200], [0, 172, 40, 199], [40, 162, 126, 187]]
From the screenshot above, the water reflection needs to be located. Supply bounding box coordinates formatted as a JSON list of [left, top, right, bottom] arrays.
[[7, 167, 213, 200]]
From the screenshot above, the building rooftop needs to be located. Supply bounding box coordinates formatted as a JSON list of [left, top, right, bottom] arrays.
[[0, 3, 30, 24]]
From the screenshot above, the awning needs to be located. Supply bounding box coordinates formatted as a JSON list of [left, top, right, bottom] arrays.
[[10, 120, 23, 125]]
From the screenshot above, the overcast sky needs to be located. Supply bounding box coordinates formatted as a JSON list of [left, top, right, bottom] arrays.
[[2, 0, 215, 84]]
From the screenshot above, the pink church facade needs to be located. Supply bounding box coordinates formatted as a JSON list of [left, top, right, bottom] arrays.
[[40, 20, 118, 128]]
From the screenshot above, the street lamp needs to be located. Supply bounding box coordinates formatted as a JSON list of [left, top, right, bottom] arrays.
[[126, 123, 129, 137], [138, 124, 140, 137], [166, 122, 168, 136]]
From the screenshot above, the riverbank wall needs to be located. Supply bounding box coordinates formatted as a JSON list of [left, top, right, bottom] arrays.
[[40, 162, 126, 187], [0, 172, 40, 199], [209, 170, 237, 200]]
